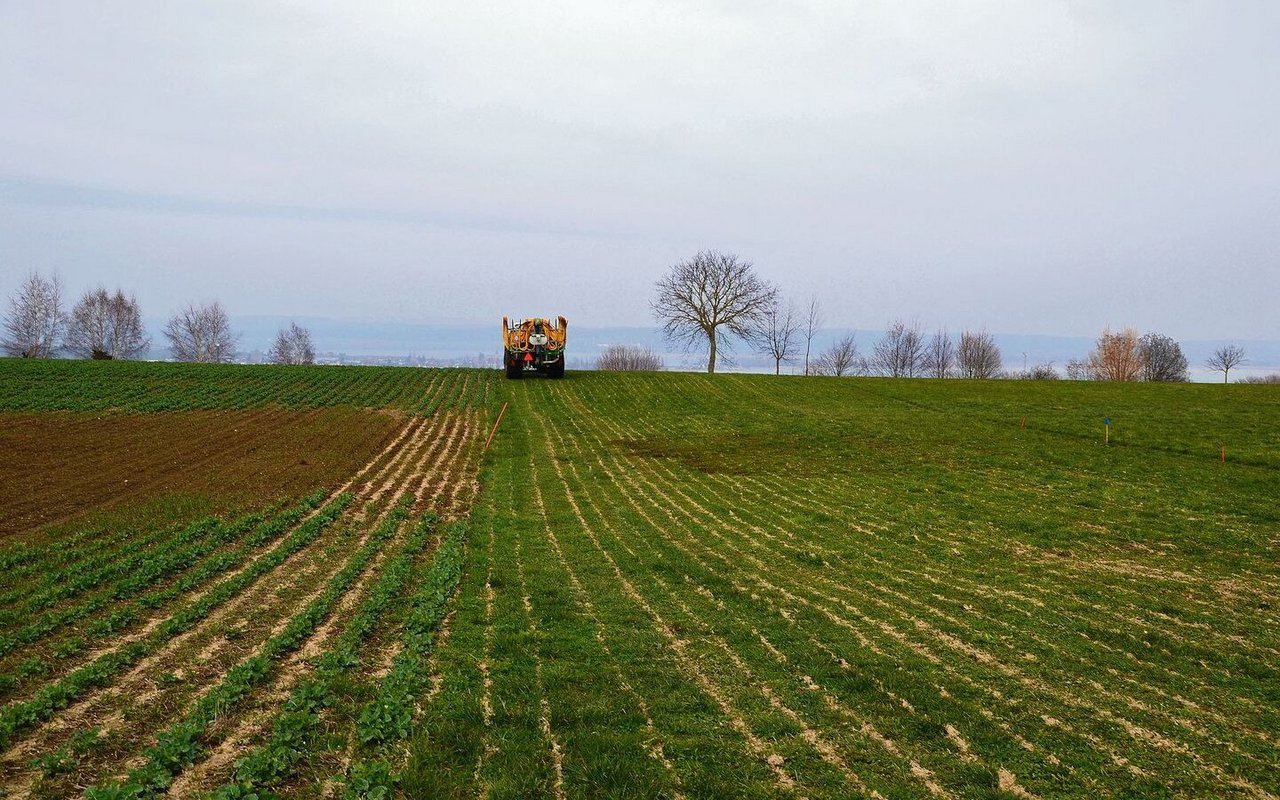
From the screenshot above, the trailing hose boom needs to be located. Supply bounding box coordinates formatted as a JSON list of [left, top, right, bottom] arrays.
[[502, 316, 567, 379]]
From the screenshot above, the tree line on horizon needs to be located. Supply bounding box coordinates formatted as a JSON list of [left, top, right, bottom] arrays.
[[1, 271, 315, 366], [642, 249, 1257, 383], [3, 266, 1261, 383]]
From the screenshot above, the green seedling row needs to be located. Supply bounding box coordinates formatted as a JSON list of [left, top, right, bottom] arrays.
[[210, 508, 444, 798], [0, 493, 327, 700], [0, 494, 352, 750], [84, 496, 417, 798]]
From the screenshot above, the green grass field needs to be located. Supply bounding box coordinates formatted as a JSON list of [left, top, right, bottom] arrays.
[[412, 372, 1278, 799], [1, 361, 1276, 798]]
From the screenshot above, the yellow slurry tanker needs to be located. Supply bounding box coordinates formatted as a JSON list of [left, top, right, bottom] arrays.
[[502, 316, 567, 379]]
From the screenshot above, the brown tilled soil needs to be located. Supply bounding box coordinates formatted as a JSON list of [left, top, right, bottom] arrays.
[[2, 409, 485, 799], [0, 407, 402, 539]]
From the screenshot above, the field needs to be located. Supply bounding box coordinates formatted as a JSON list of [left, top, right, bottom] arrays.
[[1, 360, 1277, 798]]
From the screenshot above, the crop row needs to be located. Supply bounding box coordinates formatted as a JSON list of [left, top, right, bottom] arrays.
[[0, 515, 234, 613], [0, 494, 352, 750], [82, 495, 417, 798], [201, 514, 465, 798], [0, 360, 495, 414], [3, 518, 237, 643], [0, 493, 328, 701]]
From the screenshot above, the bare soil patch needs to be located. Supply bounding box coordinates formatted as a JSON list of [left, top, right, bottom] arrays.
[[0, 407, 401, 539]]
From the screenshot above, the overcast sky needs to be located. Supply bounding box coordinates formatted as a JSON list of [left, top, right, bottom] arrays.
[[2, 1, 1278, 339]]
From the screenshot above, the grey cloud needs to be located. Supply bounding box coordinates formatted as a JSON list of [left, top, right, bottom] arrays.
[[1, 1, 1277, 341]]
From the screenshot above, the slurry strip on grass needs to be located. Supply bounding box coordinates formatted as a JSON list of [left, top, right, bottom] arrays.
[[586, 381, 1167, 793], [403, 449, 623, 798], [83, 497, 414, 798], [546, 425, 872, 756], [706, 381, 1274, 788], [0, 494, 352, 751], [530, 461, 802, 795], [491, 411, 796, 798], [510, 498, 568, 799], [534, 432, 816, 798], [593, 373, 1264, 660]]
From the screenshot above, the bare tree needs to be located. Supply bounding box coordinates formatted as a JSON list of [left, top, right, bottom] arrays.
[[652, 250, 777, 373], [1065, 358, 1091, 380], [1021, 363, 1060, 380], [922, 329, 955, 379], [755, 299, 801, 375], [1207, 344, 1245, 383], [871, 319, 925, 377], [802, 295, 823, 376], [596, 344, 664, 371], [2, 271, 66, 358], [1238, 373, 1280, 384], [957, 330, 1002, 378], [1085, 328, 1143, 381], [813, 333, 860, 377], [64, 287, 150, 360], [1139, 332, 1188, 382], [164, 301, 237, 363], [269, 321, 315, 365]]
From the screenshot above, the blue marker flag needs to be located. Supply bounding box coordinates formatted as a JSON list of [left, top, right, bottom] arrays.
[[1104, 417, 1111, 425]]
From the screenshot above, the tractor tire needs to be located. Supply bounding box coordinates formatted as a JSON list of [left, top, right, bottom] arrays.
[[505, 358, 523, 379], [548, 358, 566, 379]]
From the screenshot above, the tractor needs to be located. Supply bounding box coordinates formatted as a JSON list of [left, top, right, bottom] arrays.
[[502, 316, 567, 379]]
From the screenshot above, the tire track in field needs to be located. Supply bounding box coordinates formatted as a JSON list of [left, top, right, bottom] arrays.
[[1, 414, 451, 796]]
